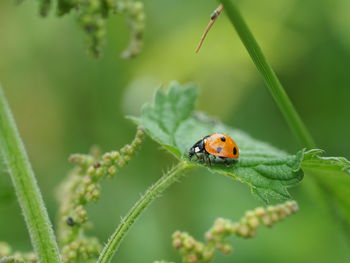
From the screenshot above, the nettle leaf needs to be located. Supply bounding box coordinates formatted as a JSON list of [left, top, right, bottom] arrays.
[[302, 149, 350, 175], [302, 149, 350, 227], [132, 83, 350, 205], [131, 82, 305, 203]]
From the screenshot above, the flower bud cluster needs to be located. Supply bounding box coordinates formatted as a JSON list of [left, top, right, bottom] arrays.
[[171, 231, 214, 263], [0, 242, 36, 263], [205, 201, 298, 242], [59, 0, 145, 58], [61, 237, 101, 263], [168, 200, 298, 263], [114, 0, 145, 58], [34, 0, 145, 58], [87, 126, 144, 179], [68, 154, 95, 170], [58, 127, 144, 263], [75, 0, 106, 57]]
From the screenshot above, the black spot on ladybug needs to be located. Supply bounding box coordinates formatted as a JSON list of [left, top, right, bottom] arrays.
[[220, 136, 226, 142], [233, 147, 237, 155], [66, 217, 75, 227], [217, 147, 222, 153]]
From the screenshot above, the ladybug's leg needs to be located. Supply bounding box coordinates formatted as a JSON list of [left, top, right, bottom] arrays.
[[206, 152, 212, 166], [219, 156, 230, 167], [194, 153, 202, 163], [197, 153, 204, 163], [194, 152, 200, 160], [224, 158, 229, 167]]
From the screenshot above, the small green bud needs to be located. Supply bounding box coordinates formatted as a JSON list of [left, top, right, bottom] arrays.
[[83, 176, 92, 185], [124, 155, 131, 162], [183, 236, 195, 250], [87, 184, 96, 192], [230, 222, 239, 234], [96, 167, 105, 177], [267, 205, 275, 213], [0, 242, 11, 257], [108, 166, 118, 176], [245, 210, 255, 218], [254, 207, 266, 216], [67, 250, 77, 260], [213, 224, 225, 234], [247, 216, 260, 229], [121, 145, 133, 154], [270, 212, 279, 223], [172, 238, 182, 249], [205, 232, 213, 241], [203, 249, 215, 261], [286, 200, 298, 212], [101, 158, 112, 167], [118, 159, 126, 167], [136, 13, 146, 22], [187, 254, 198, 263], [74, 205, 88, 224], [110, 151, 121, 160], [237, 225, 250, 237], [281, 206, 292, 216], [261, 214, 273, 227], [221, 243, 233, 254], [26, 252, 37, 262], [194, 242, 204, 253], [70, 241, 79, 250], [103, 152, 112, 160], [172, 231, 182, 239], [133, 2, 144, 12], [87, 166, 95, 175]]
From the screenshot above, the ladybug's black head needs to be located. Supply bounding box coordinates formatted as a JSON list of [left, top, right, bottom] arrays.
[[189, 147, 196, 158], [188, 139, 205, 159]]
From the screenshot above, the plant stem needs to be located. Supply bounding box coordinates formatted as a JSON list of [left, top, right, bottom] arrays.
[[97, 161, 194, 263], [0, 86, 62, 263], [219, 0, 316, 149]]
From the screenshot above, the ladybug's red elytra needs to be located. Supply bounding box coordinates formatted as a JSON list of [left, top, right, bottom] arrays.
[[189, 133, 239, 166]]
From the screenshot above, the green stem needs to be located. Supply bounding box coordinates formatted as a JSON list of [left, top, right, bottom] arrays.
[[0, 86, 62, 263], [97, 161, 194, 263], [219, 0, 316, 149]]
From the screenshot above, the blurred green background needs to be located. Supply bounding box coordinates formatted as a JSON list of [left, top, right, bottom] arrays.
[[1, 0, 350, 262]]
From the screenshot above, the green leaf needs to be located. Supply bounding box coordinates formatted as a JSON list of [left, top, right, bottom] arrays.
[[132, 82, 305, 203], [302, 149, 350, 175], [302, 149, 350, 230]]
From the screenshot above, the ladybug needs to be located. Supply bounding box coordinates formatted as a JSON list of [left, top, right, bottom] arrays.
[[189, 133, 239, 165]]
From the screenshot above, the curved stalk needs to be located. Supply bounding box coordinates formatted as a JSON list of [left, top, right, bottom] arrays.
[[219, 0, 316, 149], [0, 86, 62, 263], [97, 161, 194, 263]]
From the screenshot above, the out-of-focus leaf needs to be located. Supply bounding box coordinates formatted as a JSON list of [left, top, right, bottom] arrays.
[[302, 149, 350, 229]]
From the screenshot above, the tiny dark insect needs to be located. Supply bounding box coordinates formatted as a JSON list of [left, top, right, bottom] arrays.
[[189, 133, 239, 166], [66, 217, 75, 227], [93, 162, 101, 168]]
